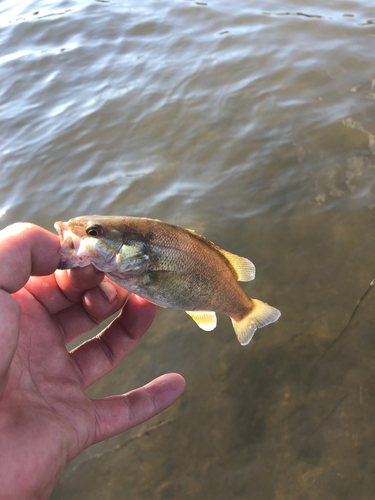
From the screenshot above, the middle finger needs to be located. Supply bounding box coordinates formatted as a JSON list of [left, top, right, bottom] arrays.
[[25, 265, 105, 314], [53, 278, 129, 345]]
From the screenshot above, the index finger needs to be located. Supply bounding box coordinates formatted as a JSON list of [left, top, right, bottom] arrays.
[[0, 223, 61, 293]]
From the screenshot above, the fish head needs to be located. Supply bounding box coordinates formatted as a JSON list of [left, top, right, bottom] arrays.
[[55, 215, 152, 275], [54, 216, 124, 270]]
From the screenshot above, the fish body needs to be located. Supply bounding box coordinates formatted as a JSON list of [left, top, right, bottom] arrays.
[[54, 216, 280, 345]]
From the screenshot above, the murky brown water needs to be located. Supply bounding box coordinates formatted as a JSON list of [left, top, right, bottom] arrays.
[[1, 0, 375, 498]]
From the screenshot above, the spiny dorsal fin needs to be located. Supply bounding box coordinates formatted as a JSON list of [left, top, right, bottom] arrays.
[[219, 250, 256, 282], [186, 311, 217, 331]]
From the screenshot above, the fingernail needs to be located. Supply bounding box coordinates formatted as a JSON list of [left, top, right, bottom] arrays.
[[99, 281, 117, 304]]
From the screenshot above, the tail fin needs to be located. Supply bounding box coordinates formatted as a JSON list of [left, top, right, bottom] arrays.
[[231, 299, 281, 346]]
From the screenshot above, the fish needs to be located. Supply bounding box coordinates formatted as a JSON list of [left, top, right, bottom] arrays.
[[54, 216, 280, 345]]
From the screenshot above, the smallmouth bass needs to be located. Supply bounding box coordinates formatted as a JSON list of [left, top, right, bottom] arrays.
[[54, 216, 280, 345]]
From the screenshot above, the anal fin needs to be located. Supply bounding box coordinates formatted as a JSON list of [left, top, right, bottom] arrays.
[[186, 311, 217, 331]]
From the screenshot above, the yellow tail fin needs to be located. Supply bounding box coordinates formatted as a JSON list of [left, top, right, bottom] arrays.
[[231, 299, 281, 346]]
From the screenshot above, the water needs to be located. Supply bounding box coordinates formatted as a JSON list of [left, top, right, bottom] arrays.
[[1, 0, 375, 498]]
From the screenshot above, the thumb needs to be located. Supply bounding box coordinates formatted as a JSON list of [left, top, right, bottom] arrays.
[[91, 374, 186, 445]]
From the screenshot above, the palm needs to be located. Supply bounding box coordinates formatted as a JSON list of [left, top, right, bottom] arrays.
[[0, 224, 185, 500], [7, 288, 96, 461]]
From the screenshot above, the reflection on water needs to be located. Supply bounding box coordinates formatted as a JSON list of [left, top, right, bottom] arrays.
[[1, 0, 375, 498], [263, 10, 375, 25]]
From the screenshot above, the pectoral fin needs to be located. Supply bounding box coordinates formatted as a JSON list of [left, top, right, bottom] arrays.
[[115, 241, 150, 275], [186, 311, 217, 331]]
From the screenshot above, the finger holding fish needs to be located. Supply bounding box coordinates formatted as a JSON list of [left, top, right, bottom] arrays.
[[26, 264, 130, 344], [24, 265, 105, 315], [52, 278, 130, 345]]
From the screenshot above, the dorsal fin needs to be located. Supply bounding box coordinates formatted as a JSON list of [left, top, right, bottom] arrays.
[[186, 311, 217, 331], [184, 227, 255, 282], [219, 250, 256, 282]]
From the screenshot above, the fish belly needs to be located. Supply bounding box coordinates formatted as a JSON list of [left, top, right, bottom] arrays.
[[106, 266, 251, 317]]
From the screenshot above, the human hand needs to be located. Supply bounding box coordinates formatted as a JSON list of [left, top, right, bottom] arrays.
[[0, 223, 185, 500]]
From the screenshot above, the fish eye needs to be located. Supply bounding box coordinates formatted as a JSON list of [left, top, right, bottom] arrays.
[[86, 225, 103, 238]]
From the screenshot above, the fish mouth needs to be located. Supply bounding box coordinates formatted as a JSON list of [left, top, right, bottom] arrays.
[[54, 220, 88, 269], [54, 220, 118, 270]]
